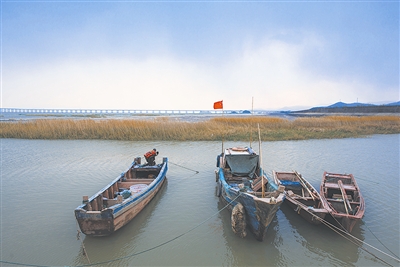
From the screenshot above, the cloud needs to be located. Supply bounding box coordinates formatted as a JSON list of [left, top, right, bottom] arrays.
[[216, 34, 398, 109], [3, 57, 222, 110], [3, 33, 397, 110]]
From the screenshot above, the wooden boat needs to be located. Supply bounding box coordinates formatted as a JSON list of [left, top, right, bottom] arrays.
[[75, 156, 168, 236], [271, 170, 329, 225], [216, 147, 285, 241], [320, 171, 365, 233]]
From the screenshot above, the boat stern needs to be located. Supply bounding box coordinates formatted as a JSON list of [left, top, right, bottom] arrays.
[[75, 208, 114, 236]]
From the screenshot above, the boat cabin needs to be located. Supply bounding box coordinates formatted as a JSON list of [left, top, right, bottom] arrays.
[[218, 147, 276, 195]]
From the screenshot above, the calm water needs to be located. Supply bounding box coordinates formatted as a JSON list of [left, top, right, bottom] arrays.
[[1, 135, 399, 267]]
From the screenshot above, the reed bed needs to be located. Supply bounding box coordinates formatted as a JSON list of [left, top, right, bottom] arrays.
[[1, 115, 399, 141]]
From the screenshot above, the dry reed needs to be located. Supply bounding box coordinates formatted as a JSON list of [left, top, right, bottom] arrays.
[[1, 115, 399, 141]]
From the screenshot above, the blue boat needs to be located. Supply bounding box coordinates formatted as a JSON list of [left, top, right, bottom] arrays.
[[215, 147, 285, 241], [75, 156, 168, 236]]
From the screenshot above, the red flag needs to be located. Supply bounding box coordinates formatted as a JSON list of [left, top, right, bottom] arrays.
[[213, 100, 223, 109]]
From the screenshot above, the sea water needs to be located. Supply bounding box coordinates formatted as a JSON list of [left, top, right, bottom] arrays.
[[0, 135, 399, 266]]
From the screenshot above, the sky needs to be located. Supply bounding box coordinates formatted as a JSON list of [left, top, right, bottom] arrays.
[[1, 0, 399, 111]]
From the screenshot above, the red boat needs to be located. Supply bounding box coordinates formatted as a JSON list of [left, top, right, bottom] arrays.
[[320, 172, 365, 233]]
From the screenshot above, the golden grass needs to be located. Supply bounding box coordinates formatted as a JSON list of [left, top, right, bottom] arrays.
[[1, 115, 399, 141]]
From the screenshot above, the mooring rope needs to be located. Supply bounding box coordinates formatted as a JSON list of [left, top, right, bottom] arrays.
[[365, 224, 399, 258], [3, 191, 397, 267], [169, 161, 199, 173], [73, 192, 242, 267], [0, 261, 45, 267], [0, 192, 242, 267], [301, 206, 400, 266], [76, 223, 91, 264]]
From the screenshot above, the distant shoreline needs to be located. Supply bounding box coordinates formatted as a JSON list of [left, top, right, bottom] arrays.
[[285, 112, 400, 118], [290, 105, 400, 114]]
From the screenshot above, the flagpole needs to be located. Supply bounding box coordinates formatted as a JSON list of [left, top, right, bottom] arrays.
[[213, 100, 224, 153], [222, 103, 224, 153]]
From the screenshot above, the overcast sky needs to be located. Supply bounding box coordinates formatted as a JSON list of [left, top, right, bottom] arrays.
[[2, 1, 399, 110]]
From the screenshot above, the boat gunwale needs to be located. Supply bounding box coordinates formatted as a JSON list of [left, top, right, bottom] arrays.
[[112, 163, 167, 214], [272, 170, 331, 215], [75, 159, 168, 215], [321, 171, 365, 220]]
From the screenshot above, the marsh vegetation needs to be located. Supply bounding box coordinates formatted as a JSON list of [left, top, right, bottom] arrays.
[[1, 116, 399, 141]]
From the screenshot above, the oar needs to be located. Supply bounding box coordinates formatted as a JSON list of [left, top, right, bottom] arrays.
[[338, 180, 353, 214], [293, 171, 316, 201]]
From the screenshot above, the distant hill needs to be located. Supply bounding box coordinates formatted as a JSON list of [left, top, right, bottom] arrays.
[[293, 101, 400, 114], [386, 101, 400, 106], [326, 102, 375, 108]]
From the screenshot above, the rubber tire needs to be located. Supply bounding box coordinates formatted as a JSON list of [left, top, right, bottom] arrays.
[[216, 180, 222, 197]]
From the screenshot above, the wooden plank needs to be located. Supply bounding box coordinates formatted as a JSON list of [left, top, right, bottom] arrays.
[[326, 174, 351, 179], [109, 186, 114, 199], [97, 195, 103, 211], [113, 183, 118, 194], [119, 180, 153, 188], [332, 193, 353, 201], [92, 198, 98, 211], [104, 189, 110, 199], [338, 180, 353, 214], [324, 182, 356, 191], [252, 176, 267, 191], [294, 171, 316, 201]]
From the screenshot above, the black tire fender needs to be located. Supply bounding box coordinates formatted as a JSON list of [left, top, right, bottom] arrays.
[[216, 180, 222, 197]]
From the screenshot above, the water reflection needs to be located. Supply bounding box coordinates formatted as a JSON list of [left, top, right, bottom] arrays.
[[73, 180, 168, 266], [216, 196, 282, 267], [279, 203, 364, 265], [1, 136, 398, 266]]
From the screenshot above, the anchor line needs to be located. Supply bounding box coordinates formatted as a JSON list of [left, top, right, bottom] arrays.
[[3, 192, 396, 266], [0, 192, 243, 267], [365, 224, 399, 259], [169, 161, 199, 173], [75, 192, 243, 267], [300, 206, 400, 266], [76, 221, 91, 264]]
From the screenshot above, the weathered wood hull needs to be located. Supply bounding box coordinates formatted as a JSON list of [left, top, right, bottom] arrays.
[[320, 172, 365, 233], [217, 168, 285, 241], [284, 196, 327, 225], [270, 171, 330, 225], [75, 157, 168, 236]]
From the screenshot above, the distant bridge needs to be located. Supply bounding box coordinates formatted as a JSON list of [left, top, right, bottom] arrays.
[[0, 108, 264, 115]]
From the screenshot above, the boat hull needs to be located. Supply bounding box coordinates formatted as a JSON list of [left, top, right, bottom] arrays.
[[218, 169, 284, 241], [329, 213, 359, 233], [284, 196, 327, 225], [269, 171, 329, 225], [75, 157, 168, 236], [320, 172, 365, 233]]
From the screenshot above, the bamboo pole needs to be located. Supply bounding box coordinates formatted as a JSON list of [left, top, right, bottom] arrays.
[[294, 171, 316, 201], [250, 97, 253, 148], [338, 180, 352, 214], [258, 124, 265, 198]]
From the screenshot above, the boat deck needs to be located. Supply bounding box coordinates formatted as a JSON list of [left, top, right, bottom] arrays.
[[324, 182, 356, 191]]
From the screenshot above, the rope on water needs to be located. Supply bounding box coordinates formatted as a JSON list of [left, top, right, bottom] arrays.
[[0, 192, 242, 267], [169, 161, 199, 173], [0, 224, 93, 267], [73, 192, 242, 267], [76, 223, 91, 264], [365, 224, 399, 259], [301, 206, 400, 266]]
